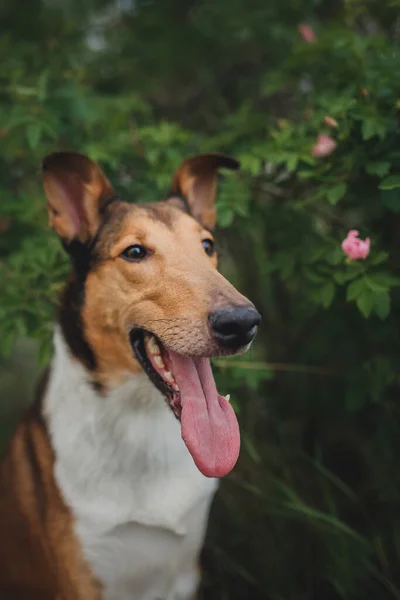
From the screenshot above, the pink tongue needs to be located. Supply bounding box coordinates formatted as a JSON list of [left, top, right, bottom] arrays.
[[168, 351, 240, 478]]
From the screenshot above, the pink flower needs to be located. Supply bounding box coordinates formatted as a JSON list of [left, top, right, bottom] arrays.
[[312, 135, 337, 157], [324, 116, 338, 128], [341, 230, 370, 260], [298, 23, 317, 43]]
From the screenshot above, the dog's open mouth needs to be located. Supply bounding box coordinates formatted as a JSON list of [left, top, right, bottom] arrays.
[[130, 329, 182, 419], [130, 329, 240, 478]]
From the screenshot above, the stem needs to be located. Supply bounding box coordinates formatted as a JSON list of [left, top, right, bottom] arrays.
[[213, 359, 336, 376]]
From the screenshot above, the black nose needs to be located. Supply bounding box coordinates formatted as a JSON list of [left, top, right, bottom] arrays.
[[209, 306, 261, 348]]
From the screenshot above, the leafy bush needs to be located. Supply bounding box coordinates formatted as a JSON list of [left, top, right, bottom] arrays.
[[1, 1, 400, 598]]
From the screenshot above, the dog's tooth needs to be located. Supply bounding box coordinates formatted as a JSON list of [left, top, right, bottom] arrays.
[[164, 371, 175, 383], [153, 355, 165, 369], [148, 336, 160, 355], [172, 383, 179, 392], [225, 394, 231, 402]]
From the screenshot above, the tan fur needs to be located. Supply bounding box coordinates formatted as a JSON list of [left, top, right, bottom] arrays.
[[43, 153, 115, 243], [170, 153, 239, 228], [0, 393, 101, 599], [82, 207, 247, 385]]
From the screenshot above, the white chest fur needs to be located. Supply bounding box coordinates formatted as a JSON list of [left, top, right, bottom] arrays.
[[44, 330, 218, 600]]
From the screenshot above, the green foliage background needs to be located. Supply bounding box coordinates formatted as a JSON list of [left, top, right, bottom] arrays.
[[2, 0, 400, 598]]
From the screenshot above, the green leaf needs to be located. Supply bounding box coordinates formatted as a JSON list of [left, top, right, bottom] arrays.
[[373, 291, 391, 320], [0, 327, 16, 357], [321, 281, 335, 308], [362, 118, 386, 141], [379, 175, 400, 190], [380, 189, 400, 212], [346, 278, 366, 301], [217, 206, 234, 228], [365, 161, 391, 177], [356, 289, 374, 318], [366, 162, 391, 177], [26, 122, 42, 150], [361, 120, 375, 141], [326, 246, 344, 266], [370, 251, 389, 265], [240, 154, 262, 176], [303, 268, 326, 284], [334, 269, 360, 284], [37, 69, 49, 101], [326, 182, 347, 205], [286, 155, 298, 172], [368, 272, 400, 287], [280, 255, 295, 279], [365, 275, 389, 293]]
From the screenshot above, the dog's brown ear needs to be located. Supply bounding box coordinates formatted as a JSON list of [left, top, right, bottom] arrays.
[[42, 152, 116, 244], [170, 154, 239, 229]]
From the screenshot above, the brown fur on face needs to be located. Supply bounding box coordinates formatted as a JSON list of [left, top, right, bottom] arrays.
[[42, 152, 251, 385], [81, 202, 248, 383]]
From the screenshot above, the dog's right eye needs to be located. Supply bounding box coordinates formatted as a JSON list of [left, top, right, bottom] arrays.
[[120, 245, 147, 262]]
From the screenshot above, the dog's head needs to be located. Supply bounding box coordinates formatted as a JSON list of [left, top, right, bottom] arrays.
[[42, 152, 260, 477]]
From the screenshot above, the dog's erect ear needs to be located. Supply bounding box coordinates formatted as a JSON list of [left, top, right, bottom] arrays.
[[42, 152, 116, 244], [169, 154, 239, 229]]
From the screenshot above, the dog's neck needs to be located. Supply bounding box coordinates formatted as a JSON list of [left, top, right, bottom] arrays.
[[43, 327, 217, 534]]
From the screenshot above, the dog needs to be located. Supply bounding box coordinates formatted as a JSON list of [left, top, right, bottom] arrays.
[[0, 152, 260, 600]]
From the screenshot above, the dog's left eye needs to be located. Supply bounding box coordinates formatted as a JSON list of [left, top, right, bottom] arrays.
[[120, 245, 147, 262], [202, 239, 215, 257]]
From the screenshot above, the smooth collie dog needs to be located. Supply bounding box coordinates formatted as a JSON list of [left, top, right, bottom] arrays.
[[0, 152, 260, 600]]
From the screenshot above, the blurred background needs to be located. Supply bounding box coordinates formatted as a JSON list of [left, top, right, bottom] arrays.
[[1, 0, 400, 598]]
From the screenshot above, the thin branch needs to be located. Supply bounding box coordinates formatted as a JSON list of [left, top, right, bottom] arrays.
[[213, 359, 336, 376]]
